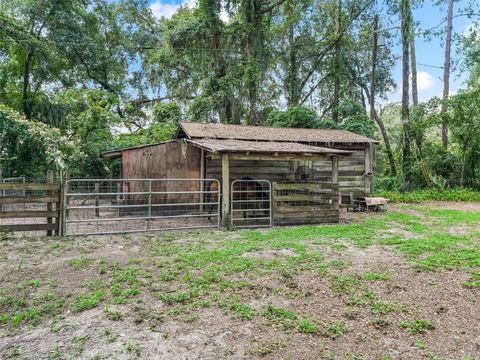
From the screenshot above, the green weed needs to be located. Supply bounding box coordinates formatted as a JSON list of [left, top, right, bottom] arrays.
[[324, 321, 347, 338], [73, 290, 105, 312], [298, 318, 318, 334], [230, 302, 255, 320], [400, 319, 434, 334]]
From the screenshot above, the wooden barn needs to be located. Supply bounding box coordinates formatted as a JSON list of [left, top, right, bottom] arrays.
[[103, 122, 378, 227]]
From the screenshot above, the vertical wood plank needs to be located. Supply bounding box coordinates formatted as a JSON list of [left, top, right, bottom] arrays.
[[47, 170, 54, 236], [58, 172, 65, 236], [199, 149, 205, 211], [0, 164, 3, 212], [331, 156, 339, 185], [221, 153, 230, 227], [331, 155, 340, 205], [64, 171, 70, 236], [364, 143, 373, 194]]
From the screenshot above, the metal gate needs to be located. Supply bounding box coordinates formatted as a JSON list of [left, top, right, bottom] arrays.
[[64, 179, 220, 235], [231, 179, 272, 228]]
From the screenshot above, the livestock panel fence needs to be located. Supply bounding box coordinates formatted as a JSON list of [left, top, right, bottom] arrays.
[[64, 179, 220, 236], [0, 174, 61, 236], [231, 179, 272, 229]]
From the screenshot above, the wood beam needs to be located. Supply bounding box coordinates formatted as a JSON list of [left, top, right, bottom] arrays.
[[364, 143, 374, 194], [210, 153, 331, 162], [221, 153, 230, 227]]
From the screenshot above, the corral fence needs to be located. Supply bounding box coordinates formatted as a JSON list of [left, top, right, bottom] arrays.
[[231, 179, 272, 228], [64, 178, 220, 236], [0, 176, 340, 237], [0, 173, 61, 235], [272, 181, 339, 225]]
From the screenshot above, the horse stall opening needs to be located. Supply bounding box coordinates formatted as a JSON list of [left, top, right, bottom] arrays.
[[64, 179, 220, 235]]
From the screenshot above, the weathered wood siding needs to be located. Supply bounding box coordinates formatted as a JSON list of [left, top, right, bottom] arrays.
[[312, 149, 366, 193], [206, 151, 365, 195], [122, 142, 202, 205], [122, 142, 201, 180], [272, 182, 339, 225], [206, 158, 297, 182]]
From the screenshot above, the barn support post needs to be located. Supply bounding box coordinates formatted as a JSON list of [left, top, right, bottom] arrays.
[[331, 155, 339, 205], [200, 149, 205, 211], [0, 163, 3, 212], [331, 155, 339, 185], [221, 153, 230, 227], [364, 143, 374, 194]]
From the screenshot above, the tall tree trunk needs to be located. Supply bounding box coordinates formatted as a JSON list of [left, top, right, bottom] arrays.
[[410, 35, 423, 152], [22, 49, 34, 119], [401, 0, 412, 189], [332, 0, 342, 123], [410, 39, 418, 107], [369, 14, 397, 176], [442, 0, 454, 148], [286, 18, 300, 107], [243, 0, 263, 125], [369, 15, 378, 122]]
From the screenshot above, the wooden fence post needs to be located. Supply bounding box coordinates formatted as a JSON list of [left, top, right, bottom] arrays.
[[64, 172, 70, 236], [58, 171, 65, 236], [0, 164, 3, 212], [47, 170, 54, 236]]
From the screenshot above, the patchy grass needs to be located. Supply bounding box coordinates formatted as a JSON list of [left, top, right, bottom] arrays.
[[400, 319, 435, 334], [0, 203, 479, 359]]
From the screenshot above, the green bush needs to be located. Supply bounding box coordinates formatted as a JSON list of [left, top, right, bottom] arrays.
[[375, 188, 480, 203]]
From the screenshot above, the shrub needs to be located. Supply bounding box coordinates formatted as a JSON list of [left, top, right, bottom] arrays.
[[375, 188, 480, 203]]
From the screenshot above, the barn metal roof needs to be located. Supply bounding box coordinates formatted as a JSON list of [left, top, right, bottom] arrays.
[[179, 122, 378, 144], [187, 139, 351, 155], [102, 140, 177, 159]]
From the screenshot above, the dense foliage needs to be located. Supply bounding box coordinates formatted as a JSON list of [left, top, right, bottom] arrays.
[[0, 0, 479, 192]]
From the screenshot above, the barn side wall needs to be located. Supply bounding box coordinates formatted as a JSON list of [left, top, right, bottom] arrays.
[[205, 159, 297, 182], [205, 145, 369, 196], [122, 141, 202, 180], [312, 148, 366, 194], [122, 142, 202, 207]]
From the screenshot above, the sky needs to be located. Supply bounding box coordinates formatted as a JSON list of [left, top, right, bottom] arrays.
[[147, 0, 478, 105]]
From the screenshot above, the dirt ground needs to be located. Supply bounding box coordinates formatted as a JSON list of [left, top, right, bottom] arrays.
[[0, 202, 479, 360]]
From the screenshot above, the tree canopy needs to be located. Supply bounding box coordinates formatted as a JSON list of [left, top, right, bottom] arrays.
[[0, 0, 479, 189]]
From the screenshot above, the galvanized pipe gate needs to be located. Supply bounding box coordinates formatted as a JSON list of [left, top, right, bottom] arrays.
[[230, 179, 272, 228], [63, 179, 221, 236]]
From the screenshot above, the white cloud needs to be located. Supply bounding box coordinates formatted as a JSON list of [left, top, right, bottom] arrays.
[[415, 71, 435, 92], [150, 0, 230, 22], [150, 0, 196, 20], [150, 2, 180, 19]]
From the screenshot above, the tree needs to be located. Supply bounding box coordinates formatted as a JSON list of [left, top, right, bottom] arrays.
[[443, 89, 480, 186], [0, 104, 78, 177], [441, 0, 454, 148], [368, 14, 397, 176], [400, 0, 412, 189]]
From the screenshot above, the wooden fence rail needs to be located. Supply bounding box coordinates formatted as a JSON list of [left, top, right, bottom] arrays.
[[0, 176, 62, 235], [272, 181, 339, 225]]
